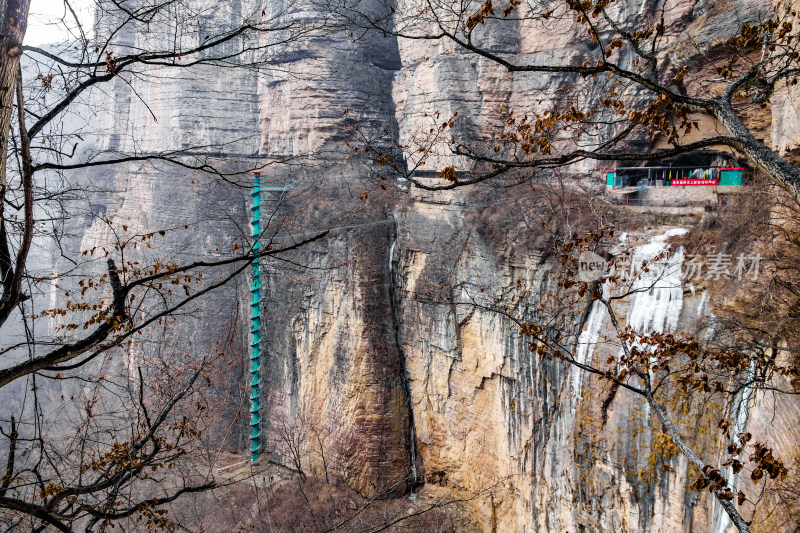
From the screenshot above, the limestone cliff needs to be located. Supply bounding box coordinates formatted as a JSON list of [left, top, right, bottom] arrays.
[[41, 0, 800, 530]]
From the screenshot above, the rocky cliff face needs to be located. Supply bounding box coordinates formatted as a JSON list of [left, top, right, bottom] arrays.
[[390, 194, 712, 532], [52, 0, 800, 530]]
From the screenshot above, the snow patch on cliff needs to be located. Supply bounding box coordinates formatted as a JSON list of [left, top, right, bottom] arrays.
[[627, 228, 688, 333]]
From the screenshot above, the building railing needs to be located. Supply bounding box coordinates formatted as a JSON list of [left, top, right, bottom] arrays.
[[611, 197, 715, 207], [604, 166, 745, 188]]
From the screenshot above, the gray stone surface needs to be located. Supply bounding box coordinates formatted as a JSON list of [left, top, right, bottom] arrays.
[[15, 0, 800, 530]]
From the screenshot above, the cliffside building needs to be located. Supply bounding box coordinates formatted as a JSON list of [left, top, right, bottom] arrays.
[[603, 166, 745, 206]]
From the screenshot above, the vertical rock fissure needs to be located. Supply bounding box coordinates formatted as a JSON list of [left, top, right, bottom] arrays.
[[386, 213, 420, 493]]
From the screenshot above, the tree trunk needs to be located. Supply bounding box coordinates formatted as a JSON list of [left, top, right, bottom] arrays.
[[0, 0, 29, 310], [714, 99, 800, 203], [0, 0, 30, 300], [0, 0, 30, 183], [646, 392, 752, 533]]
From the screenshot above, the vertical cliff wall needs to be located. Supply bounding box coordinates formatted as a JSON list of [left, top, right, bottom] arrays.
[[53, 0, 800, 530]]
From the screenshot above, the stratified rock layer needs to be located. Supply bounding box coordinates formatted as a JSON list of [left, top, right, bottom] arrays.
[[52, 0, 800, 530]]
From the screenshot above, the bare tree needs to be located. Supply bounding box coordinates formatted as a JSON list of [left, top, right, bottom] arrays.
[[474, 223, 791, 533], [0, 0, 332, 530], [328, 0, 800, 202], [312, 2, 800, 530]]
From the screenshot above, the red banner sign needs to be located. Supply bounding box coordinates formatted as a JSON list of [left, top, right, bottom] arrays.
[[671, 179, 719, 186]]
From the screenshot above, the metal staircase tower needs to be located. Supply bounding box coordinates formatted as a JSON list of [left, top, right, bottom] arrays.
[[248, 171, 294, 462], [249, 172, 263, 462]]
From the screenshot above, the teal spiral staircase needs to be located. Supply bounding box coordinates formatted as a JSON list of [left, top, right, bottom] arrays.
[[249, 172, 263, 462]]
